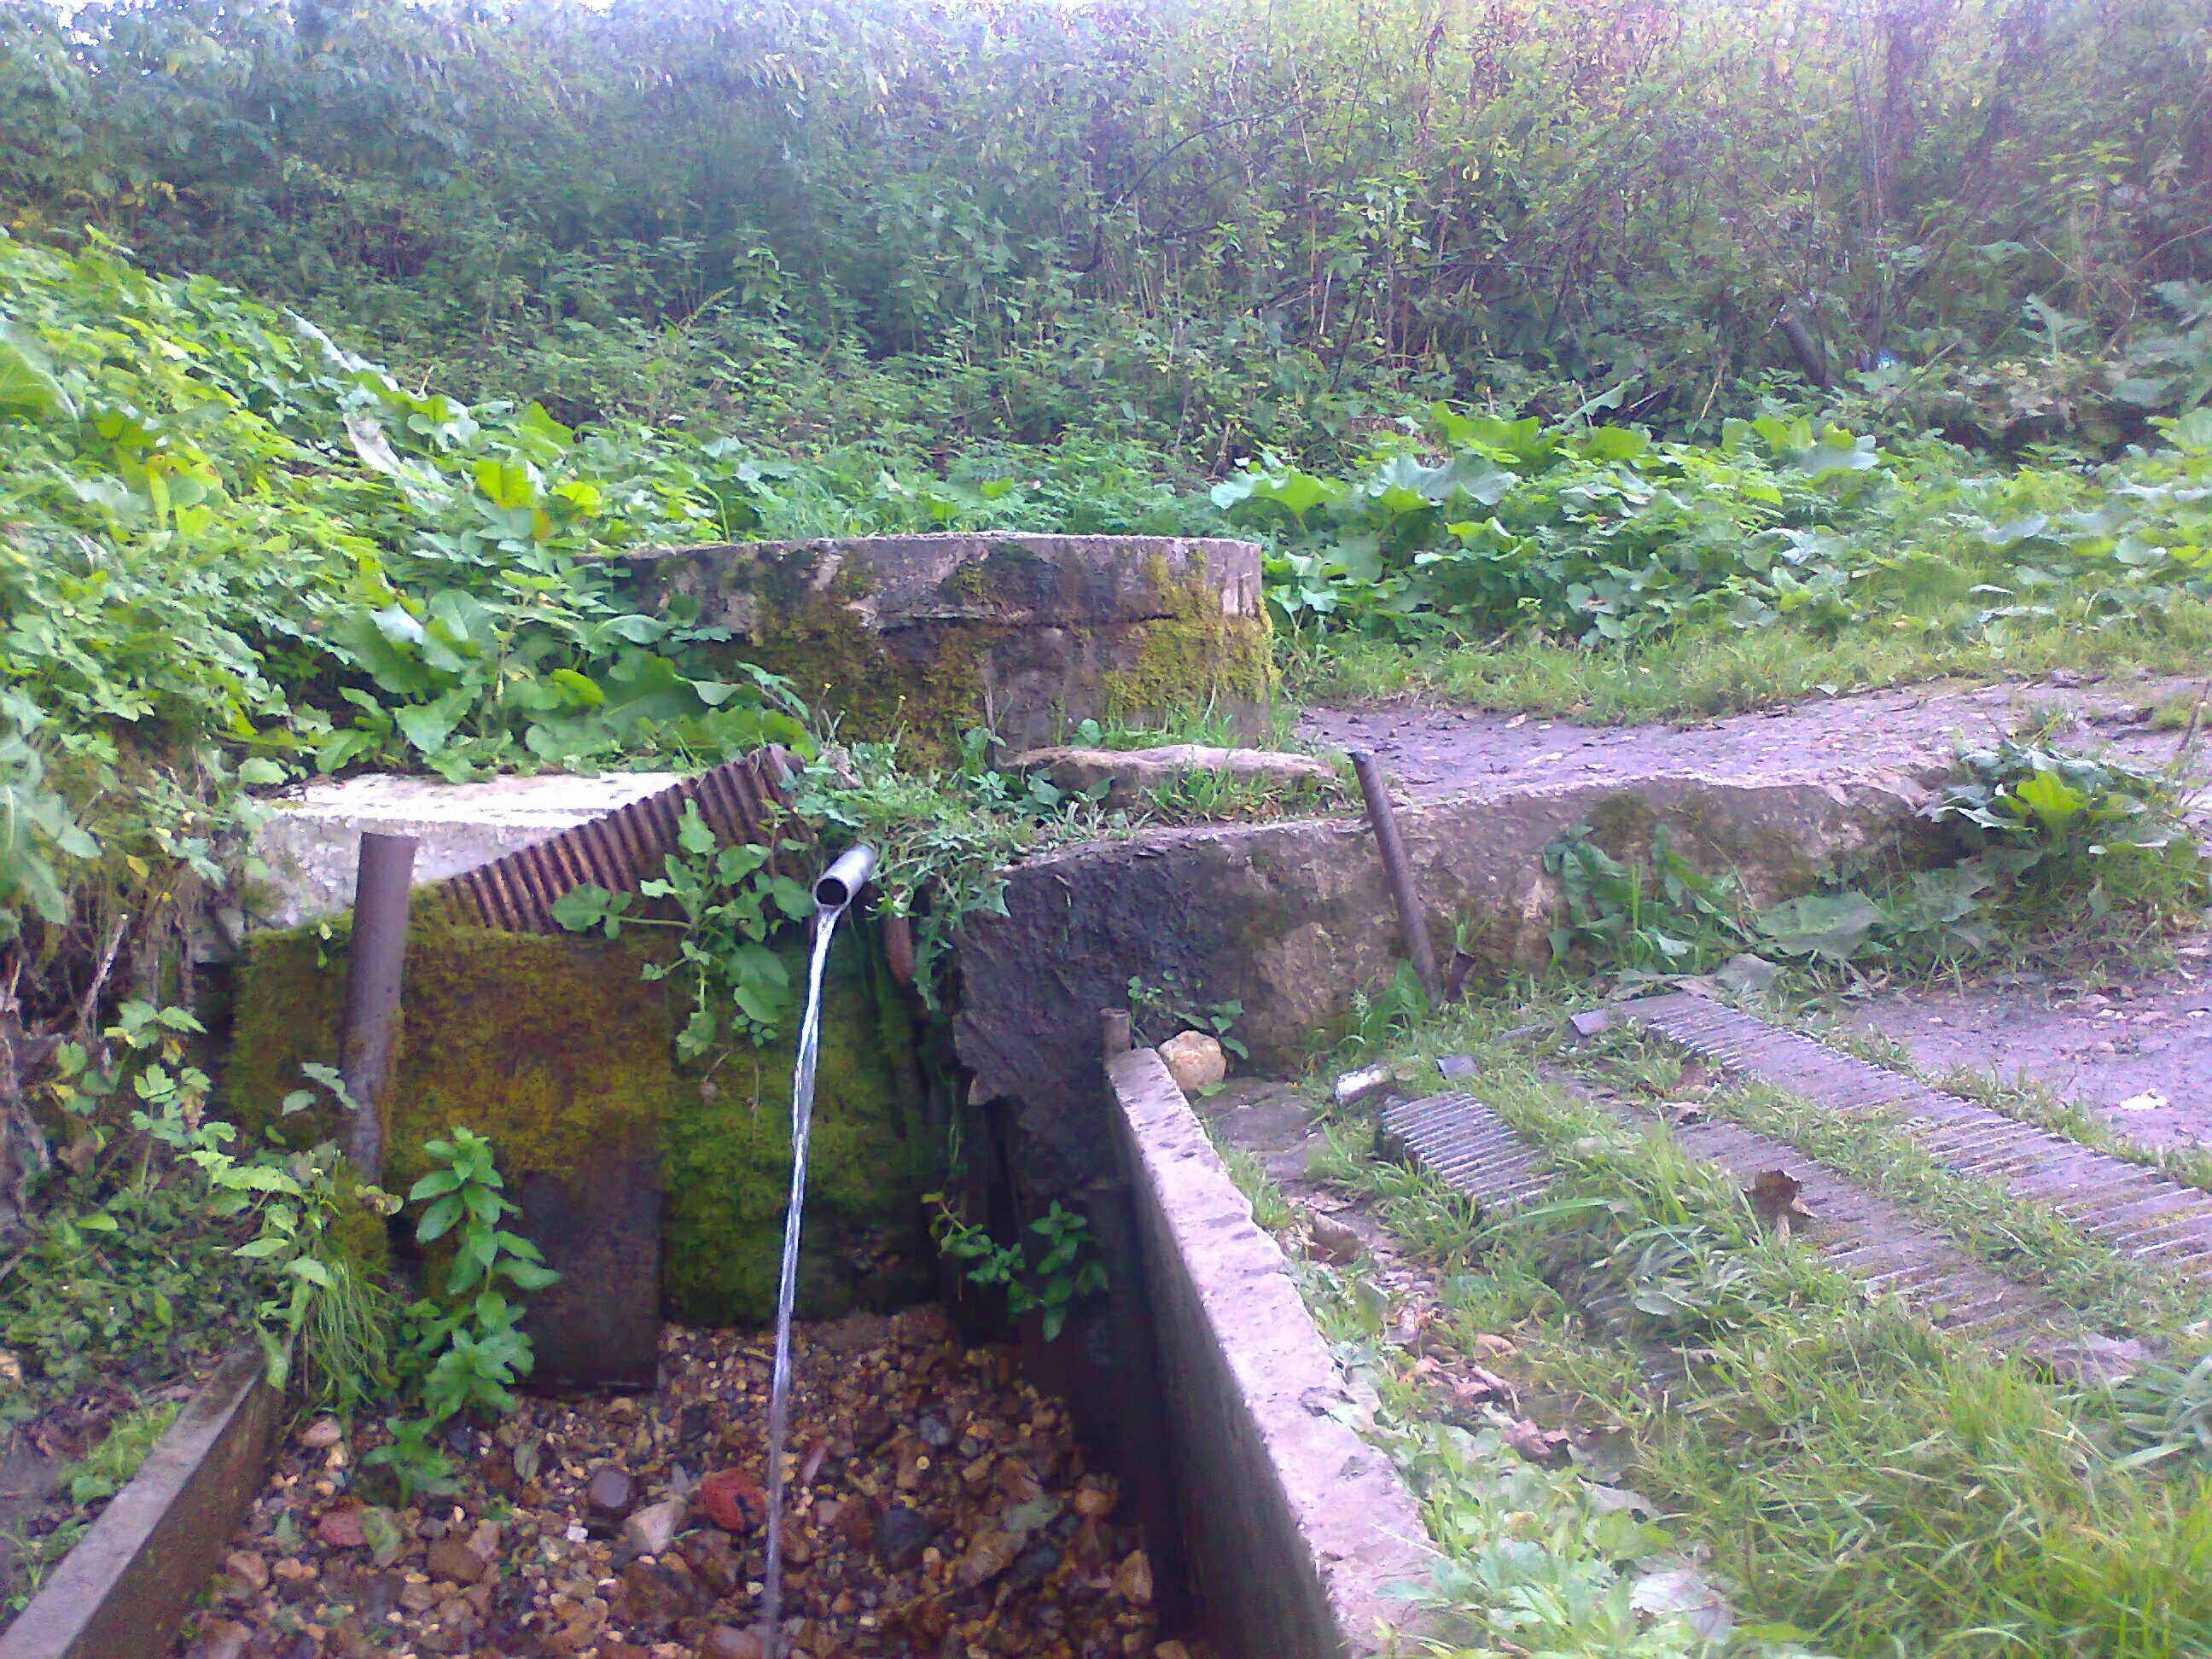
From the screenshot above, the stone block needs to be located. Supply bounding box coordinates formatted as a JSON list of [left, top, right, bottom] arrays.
[[622, 534, 1272, 754]]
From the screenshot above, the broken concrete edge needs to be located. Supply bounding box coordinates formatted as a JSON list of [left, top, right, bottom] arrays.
[[957, 765, 1936, 1191], [1107, 1047, 1435, 1659], [0, 1347, 280, 1659]]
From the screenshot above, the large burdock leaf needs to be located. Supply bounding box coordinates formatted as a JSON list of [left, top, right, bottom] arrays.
[[0, 322, 72, 421], [1753, 891, 1883, 962]]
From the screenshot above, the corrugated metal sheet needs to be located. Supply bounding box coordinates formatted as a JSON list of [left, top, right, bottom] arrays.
[[434, 747, 802, 935]]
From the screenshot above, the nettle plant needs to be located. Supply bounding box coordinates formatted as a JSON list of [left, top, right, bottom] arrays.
[[369, 1128, 558, 1500], [553, 802, 815, 1055], [928, 1198, 1108, 1342], [402, 1128, 557, 1422]]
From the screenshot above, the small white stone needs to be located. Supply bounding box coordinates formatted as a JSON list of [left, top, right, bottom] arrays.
[[621, 1499, 684, 1557], [1157, 1031, 1227, 1093]]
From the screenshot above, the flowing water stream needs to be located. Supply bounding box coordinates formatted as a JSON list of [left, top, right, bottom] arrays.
[[760, 844, 876, 1652]]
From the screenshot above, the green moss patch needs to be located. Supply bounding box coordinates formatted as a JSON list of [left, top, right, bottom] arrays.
[[224, 905, 933, 1326], [663, 921, 935, 1324], [1102, 550, 1276, 727]]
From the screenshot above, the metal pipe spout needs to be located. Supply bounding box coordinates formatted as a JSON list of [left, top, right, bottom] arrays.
[[812, 843, 877, 911]]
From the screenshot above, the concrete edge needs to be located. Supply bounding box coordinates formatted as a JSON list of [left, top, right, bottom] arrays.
[[1108, 1047, 1434, 1659], [0, 1347, 281, 1659]]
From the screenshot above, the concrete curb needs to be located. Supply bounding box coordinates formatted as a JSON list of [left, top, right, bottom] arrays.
[[0, 1348, 281, 1659], [1109, 1047, 1433, 1659]]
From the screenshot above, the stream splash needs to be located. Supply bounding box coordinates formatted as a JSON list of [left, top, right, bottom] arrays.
[[761, 843, 876, 1653]]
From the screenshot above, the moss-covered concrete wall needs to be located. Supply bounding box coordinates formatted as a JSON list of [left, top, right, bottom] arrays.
[[663, 926, 936, 1324], [622, 533, 1275, 755], [224, 906, 934, 1327]]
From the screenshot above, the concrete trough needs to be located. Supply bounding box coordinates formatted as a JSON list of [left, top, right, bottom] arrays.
[[1108, 1045, 1432, 1658], [0, 1348, 280, 1659]]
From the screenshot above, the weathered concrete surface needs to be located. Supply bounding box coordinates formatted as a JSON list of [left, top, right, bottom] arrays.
[[246, 771, 684, 928], [624, 534, 1272, 752], [1109, 1047, 1431, 1658], [958, 765, 1934, 1186], [1300, 673, 2208, 806], [1008, 744, 1336, 807], [0, 1348, 277, 1659]]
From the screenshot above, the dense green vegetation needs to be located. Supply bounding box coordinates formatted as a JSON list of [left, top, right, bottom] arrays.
[[3, 0, 2209, 992], [5, 0, 2207, 459]]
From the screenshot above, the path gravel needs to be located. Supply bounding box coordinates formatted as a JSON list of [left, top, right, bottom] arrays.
[[1299, 672, 2208, 806]]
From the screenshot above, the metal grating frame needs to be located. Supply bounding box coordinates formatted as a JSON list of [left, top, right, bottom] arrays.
[[435, 747, 801, 935], [1378, 1091, 1554, 1215], [1616, 991, 2212, 1273]]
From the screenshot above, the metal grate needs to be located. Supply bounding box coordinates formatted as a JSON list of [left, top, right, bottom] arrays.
[[1377, 1091, 1554, 1215], [1616, 991, 2212, 1273], [434, 747, 802, 935]]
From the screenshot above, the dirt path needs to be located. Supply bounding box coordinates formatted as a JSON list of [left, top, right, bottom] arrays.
[[1838, 938, 2212, 1150], [1300, 673, 2209, 808]]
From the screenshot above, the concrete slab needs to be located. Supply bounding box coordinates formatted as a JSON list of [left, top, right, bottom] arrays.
[[245, 771, 684, 928], [0, 1348, 278, 1659], [1109, 1046, 1432, 1658]]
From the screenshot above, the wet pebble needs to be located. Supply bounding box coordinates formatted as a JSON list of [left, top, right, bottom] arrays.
[[171, 1313, 1183, 1659], [587, 1462, 636, 1524], [874, 1501, 934, 1570]]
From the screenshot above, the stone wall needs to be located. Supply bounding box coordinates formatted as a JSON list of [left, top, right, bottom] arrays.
[[955, 767, 1932, 1189], [622, 534, 1272, 754]]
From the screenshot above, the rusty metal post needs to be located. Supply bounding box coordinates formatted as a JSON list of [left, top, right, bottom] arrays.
[[1101, 1008, 1132, 1061], [339, 831, 417, 1176], [1350, 751, 1442, 1005], [882, 912, 917, 987]]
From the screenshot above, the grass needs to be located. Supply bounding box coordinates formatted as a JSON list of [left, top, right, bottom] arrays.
[[62, 1400, 179, 1509], [1561, 1030, 2212, 1341], [1260, 994, 2212, 1656], [1289, 606, 2212, 722]]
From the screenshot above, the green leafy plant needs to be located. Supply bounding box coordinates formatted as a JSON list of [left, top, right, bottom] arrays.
[[788, 737, 1111, 1010], [1126, 973, 1249, 1060], [61, 1400, 178, 1509], [359, 1413, 461, 1504], [928, 1198, 1108, 1342], [554, 802, 814, 1055], [399, 1127, 558, 1425], [90, 1001, 397, 1402], [1758, 740, 2209, 972], [1543, 824, 1748, 977]]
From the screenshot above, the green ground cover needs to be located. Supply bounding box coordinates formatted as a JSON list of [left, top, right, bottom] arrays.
[[1243, 996, 2212, 1656]]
